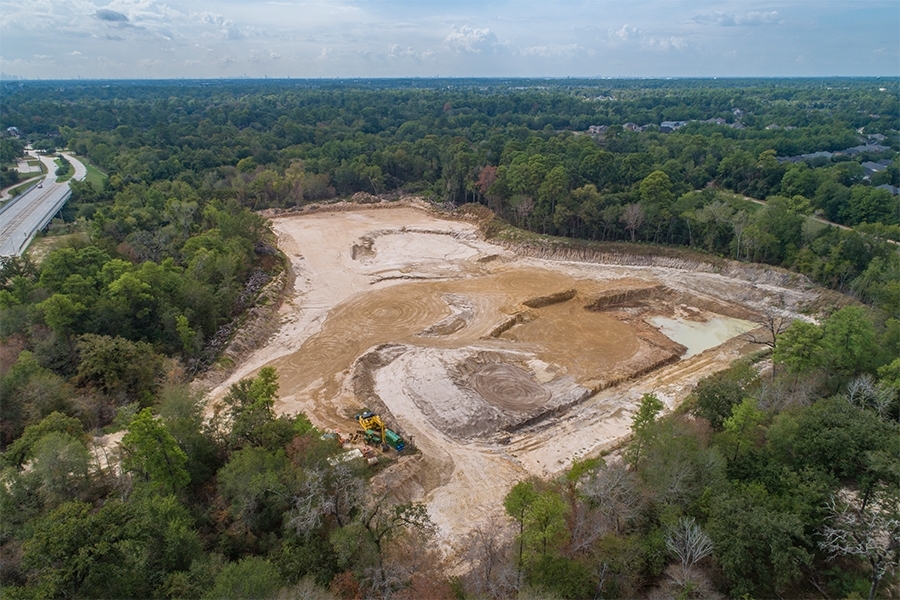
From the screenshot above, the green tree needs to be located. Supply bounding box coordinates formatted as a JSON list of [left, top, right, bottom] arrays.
[[158, 383, 222, 487], [723, 397, 765, 461], [773, 320, 824, 374], [74, 334, 166, 404], [820, 306, 880, 376], [504, 479, 540, 581], [204, 557, 283, 600], [690, 362, 756, 429], [708, 483, 811, 598], [639, 170, 675, 208], [2, 411, 87, 468], [26, 432, 92, 507], [22, 495, 201, 599], [626, 393, 664, 466], [223, 366, 280, 447], [121, 408, 190, 493], [217, 446, 291, 533]]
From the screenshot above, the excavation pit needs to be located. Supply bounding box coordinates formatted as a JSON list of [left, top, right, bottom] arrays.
[[210, 203, 817, 550]]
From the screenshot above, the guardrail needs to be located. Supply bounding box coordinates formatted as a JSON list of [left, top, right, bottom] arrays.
[[0, 181, 41, 217], [35, 189, 71, 232]]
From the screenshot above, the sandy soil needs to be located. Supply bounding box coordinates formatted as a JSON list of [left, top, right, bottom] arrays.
[[205, 201, 818, 560]]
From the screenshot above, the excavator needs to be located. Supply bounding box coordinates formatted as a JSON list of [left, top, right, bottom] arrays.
[[355, 411, 405, 452]]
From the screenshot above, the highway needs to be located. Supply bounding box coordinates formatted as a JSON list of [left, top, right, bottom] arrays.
[[0, 151, 87, 257]]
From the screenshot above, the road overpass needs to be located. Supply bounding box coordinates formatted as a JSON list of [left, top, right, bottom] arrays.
[[0, 151, 87, 257]]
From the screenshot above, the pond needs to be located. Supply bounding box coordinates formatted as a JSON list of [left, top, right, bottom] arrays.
[[648, 315, 757, 358]]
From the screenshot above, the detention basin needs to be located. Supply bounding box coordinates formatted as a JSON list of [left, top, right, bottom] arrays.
[[648, 316, 757, 358]]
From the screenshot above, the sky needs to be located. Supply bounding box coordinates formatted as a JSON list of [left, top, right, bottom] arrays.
[[0, 0, 897, 79]]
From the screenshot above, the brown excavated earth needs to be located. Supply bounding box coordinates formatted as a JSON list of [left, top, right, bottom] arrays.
[[205, 201, 819, 562]]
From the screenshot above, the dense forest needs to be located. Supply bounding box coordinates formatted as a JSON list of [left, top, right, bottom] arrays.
[[0, 78, 898, 599]]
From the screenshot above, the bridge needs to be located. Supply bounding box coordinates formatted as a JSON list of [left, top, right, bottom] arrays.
[[0, 151, 87, 257]]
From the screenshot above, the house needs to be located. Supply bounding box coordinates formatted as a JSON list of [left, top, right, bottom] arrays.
[[876, 184, 900, 195], [732, 108, 744, 118], [588, 125, 609, 135], [659, 120, 689, 133], [777, 151, 834, 164], [862, 161, 888, 178], [837, 144, 890, 156]]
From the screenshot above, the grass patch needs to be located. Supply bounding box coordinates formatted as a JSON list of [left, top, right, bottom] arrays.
[[26, 231, 91, 263], [83, 160, 107, 190], [54, 158, 74, 183], [5, 176, 42, 197]]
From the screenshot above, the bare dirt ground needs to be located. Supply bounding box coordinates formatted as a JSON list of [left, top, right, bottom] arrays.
[[204, 201, 819, 561]]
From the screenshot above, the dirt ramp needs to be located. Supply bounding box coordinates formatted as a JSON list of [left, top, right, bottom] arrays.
[[584, 283, 667, 311], [522, 288, 577, 308]]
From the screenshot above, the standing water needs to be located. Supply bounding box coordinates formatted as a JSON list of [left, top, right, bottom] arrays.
[[648, 316, 757, 358]]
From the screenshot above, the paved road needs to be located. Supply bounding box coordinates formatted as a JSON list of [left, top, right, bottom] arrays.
[[0, 152, 87, 257]]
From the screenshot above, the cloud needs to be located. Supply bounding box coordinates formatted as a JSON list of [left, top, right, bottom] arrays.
[[387, 44, 432, 61], [198, 11, 242, 39], [95, 9, 129, 23], [691, 11, 779, 26], [521, 44, 582, 58], [610, 24, 641, 42], [69, 50, 82, 56], [444, 25, 501, 54], [608, 25, 688, 52]]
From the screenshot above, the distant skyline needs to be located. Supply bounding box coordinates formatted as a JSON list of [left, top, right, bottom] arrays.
[[1, 1, 897, 80]]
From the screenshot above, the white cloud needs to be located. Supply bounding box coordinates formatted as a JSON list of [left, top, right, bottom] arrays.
[[521, 44, 582, 58], [610, 24, 641, 43], [691, 11, 780, 26], [608, 24, 689, 52], [444, 25, 501, 54]]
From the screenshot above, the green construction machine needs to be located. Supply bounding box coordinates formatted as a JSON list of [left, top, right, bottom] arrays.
[[356, 411, 405, 451]]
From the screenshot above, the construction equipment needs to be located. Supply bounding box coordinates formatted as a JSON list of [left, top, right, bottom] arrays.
[[355, 410, 405, 452]]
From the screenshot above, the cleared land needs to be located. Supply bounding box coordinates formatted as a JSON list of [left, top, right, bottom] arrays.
[[206, 201, 818, 558]]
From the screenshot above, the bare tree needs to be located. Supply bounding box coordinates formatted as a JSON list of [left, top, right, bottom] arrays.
[[756, 372, 817, 412], [579, 461, 644, 535], [741, 304, 792, 352], [666, 517, 714, 586], [288, 464, 366, 535], [566, 500, 607, 556], [620, 203, 645, 242], [819, 491, 900, 600], [461, 522, 518, 599], [732, 211, 750, 260], [846, 375, 898, 420], [513, 195, 534, 228]]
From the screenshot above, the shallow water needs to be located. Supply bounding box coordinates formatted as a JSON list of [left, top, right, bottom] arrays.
[[648, 315, 757, 357]]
